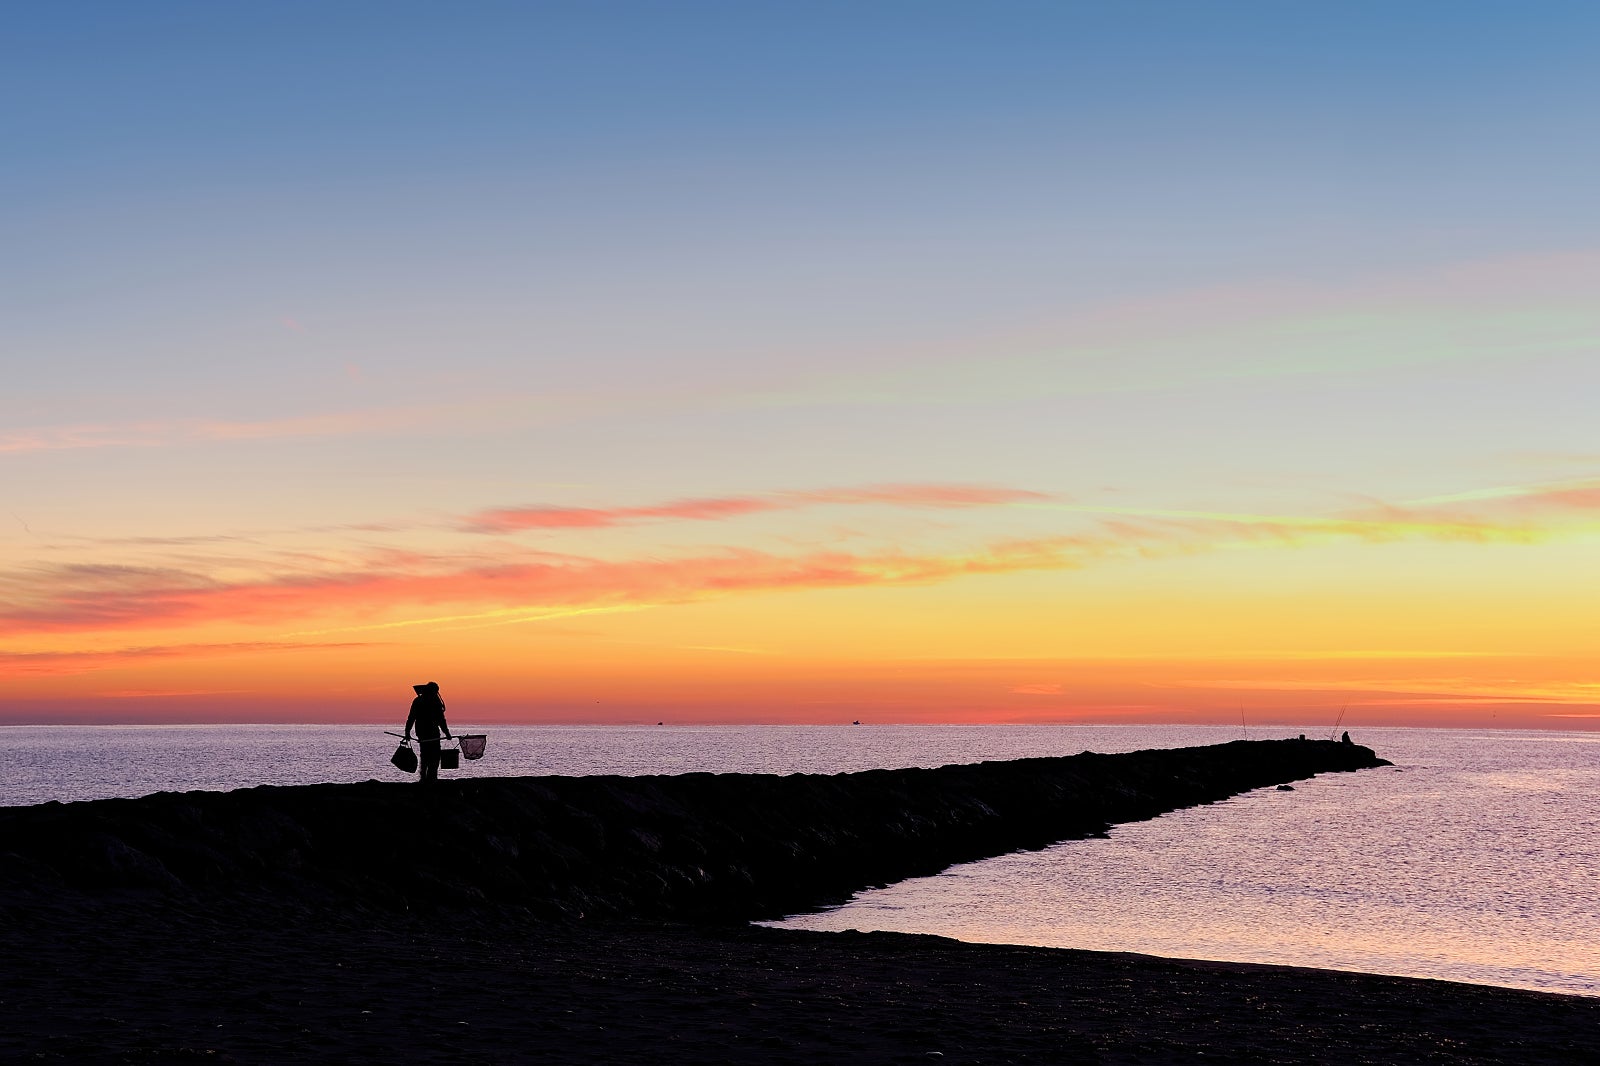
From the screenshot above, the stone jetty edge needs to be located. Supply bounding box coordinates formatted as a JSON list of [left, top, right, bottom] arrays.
[[0, 737, 1386, 922]]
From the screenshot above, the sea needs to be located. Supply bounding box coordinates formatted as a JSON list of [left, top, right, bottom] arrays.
[[3, 723, 1596, 998]]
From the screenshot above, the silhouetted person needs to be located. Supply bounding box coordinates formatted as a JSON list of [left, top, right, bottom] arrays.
[[1341, 731, 1352, 745], [403, 681, 452, 783]]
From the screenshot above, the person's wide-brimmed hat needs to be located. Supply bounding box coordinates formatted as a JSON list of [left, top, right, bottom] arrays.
[[413, 681, 440, 694]]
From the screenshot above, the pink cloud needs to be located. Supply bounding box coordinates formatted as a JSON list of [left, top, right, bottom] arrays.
[[467, 496, 781, 531], [10, 474, 1596, 644], [0, 538, 1093, 637], [1504, 481, 1600, 513], [464, 483, 1050, 533]]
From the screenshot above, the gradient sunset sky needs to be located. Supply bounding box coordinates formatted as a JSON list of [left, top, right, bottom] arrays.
[[5, 2, 1600, 727]]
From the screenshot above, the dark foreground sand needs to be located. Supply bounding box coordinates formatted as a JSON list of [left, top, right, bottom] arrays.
[[3, 902, 1596, 1065]]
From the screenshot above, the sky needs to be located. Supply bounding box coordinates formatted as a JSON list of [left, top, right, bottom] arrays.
[[3, 2, 1599, 727]]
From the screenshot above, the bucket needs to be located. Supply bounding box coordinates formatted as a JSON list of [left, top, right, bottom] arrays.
[[439, 747, 461, 770], [390, 741, 417, 774]]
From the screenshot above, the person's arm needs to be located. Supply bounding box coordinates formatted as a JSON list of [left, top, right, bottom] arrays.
[[403, 700, 418, 740], [441, 712, 452, 740]]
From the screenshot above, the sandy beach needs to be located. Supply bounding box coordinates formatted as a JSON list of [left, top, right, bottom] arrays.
[[5, 903, 1598, 1064]]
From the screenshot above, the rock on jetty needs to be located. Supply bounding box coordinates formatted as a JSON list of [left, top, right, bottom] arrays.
[[0, 738, 1385, 922]]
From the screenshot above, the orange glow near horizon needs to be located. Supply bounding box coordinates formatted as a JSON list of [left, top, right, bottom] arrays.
[[5, 475, 1600, 729]]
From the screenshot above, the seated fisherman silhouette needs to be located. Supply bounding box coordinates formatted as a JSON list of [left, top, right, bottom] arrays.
[[403, 681, 453, 784]]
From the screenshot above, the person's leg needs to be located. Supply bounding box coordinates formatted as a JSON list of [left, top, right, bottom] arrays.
[[420, 740, 440, 783]]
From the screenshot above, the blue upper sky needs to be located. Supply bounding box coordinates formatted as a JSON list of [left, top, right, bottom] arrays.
[[5, 2, 1599, 471], [9, 2, 1598, 259]]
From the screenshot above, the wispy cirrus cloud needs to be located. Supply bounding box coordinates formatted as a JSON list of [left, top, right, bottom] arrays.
[[0, 536, 1098, 637], [745, 251, 1600, 409], [0, 640, 368, 678], [466, 468, 1600, 547], [0, 406, 450, 455], [9, 474, 1599, 642], [1406, 475, 1600, 515], [1027, 471, 1600, 548], [464, 483, 1051, 532]]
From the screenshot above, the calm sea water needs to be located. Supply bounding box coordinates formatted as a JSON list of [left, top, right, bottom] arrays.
[[3, 723, 1596, 997], [770, 727, 1600, 998]]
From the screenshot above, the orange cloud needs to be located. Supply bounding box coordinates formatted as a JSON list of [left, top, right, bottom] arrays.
[[1067, 482, 1596, 549], [464, 482, 1050, 532], [466, 496, 779, 531], [1450, 477, 1600, 516], [0, 640, 368, 678], [1308, 476, 1600, 544], [0, 537, 1094, 637], [10, 470, 1600, 643]]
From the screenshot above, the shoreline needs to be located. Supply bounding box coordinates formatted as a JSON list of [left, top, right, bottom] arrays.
[[4, 739, 1596, 1062], [762, 920, 1600, 1004]]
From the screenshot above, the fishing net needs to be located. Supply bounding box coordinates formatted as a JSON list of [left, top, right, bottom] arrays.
[[458, 734, 487, 761]]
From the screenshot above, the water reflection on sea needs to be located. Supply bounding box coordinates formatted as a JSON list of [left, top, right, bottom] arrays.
[[3, 723, 1596, 996], [769, 728, 1600, 998]]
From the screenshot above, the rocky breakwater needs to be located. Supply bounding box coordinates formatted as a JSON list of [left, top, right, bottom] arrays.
[[0, 739, 1387, 923]]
